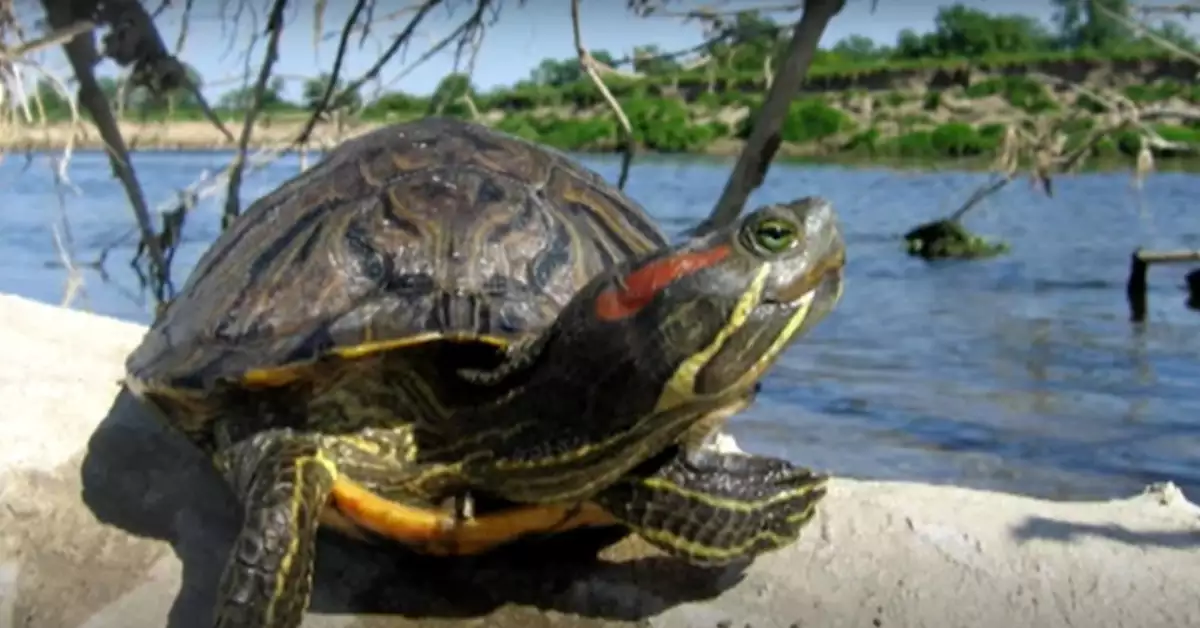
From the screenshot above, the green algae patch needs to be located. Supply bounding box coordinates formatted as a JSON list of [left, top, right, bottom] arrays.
[[904, 219, 1009, 260]]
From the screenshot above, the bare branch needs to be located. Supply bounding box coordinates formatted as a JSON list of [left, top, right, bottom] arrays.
[[297, 0, 368, 143], [38, 0, 170, 302], [572, 0, 635, 189], [294, 0, 446, 147], [221, 0, 290, 229], [0, 20, 95, 61]]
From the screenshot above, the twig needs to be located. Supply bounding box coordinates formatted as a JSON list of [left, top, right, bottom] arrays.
[[1098, 2, 1200, 64], [571, 0, 634, 189], [39, 0, 170, 303], [294, 0, 445, 147], [377, 1, 489, 91], [0, 20, 95, 61], [222, 0, 290, 229], [948, 176, 1012, 222], [299, 0, 368, 137], [452, 11, 485, 120]]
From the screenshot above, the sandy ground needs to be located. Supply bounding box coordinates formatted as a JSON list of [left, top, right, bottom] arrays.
[[0, 291, 1198, 628], [0, 120, 773, 157], [0, 119, 366, 152]]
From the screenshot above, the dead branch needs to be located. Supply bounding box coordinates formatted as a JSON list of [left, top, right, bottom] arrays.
[[221, 0, 289, 229], [377, 1, 492, 92], [170, 0, 197, 54], [39, 0, 169, 302], [450, 7, 486, 120], [294, 0, 446, 147], [698, 0, 847, 234], [571, 0, 635, 189], [179, 74, 235, 144], [297, 0, 368, 143], [0, 19, 95, 60]]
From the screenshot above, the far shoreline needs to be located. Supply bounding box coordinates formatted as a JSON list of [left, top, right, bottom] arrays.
[[3, 119, 1198, 174]]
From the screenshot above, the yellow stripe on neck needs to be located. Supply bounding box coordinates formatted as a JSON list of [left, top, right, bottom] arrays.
[[732, 288, 815, 391], [654, 264, 772, 413]]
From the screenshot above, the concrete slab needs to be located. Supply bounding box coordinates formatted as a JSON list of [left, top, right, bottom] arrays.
[[1, 292, 1198, 628]]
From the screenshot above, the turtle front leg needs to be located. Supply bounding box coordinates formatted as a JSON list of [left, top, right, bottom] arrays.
[[592, 448, 828, 566], [212, 429, 335, 628]]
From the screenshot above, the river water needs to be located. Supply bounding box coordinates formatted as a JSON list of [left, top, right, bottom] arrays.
[[2, 149, 1198, 502]]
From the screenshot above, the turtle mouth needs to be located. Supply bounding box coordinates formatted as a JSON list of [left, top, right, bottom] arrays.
[[771, 249, 845, 307], [699, 430, 745, 454]]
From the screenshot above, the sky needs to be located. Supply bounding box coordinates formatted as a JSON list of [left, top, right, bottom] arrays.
[[15, 0, 1200, 100]]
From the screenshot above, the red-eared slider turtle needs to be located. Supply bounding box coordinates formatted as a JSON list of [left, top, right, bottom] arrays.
[[124, 117, 845, 628]]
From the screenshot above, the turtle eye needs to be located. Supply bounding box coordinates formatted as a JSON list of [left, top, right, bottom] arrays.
[[749, 217, 798, 254]]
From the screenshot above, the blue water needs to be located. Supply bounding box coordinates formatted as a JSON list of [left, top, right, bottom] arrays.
[[3, 149, 1199, 501]]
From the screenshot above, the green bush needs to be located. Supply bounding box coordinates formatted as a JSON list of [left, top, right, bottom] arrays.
[[623, 97, 716, 153], [1123, 81, 1183, 104], [493, 115, 618, 151], [1154, 124, 1200, 145], [977, 122, 1008, 144], [963, 78, 1004, 99], [922, 91, 942, 111], [361, 92, 429, 119], [1000, 77, 1057, 113], [779, 98, 853, 143], [882, 92, 908, 107], [842, 128, 882, 154], [694, 92, 722, 109], [930, 122, 988, 157], [884, 130, 936, 157], [737, 98, 852, 143], [1113, 129, 1142, 156], [964, 76, 1057, 113], [1075, 92, 1108, 113]]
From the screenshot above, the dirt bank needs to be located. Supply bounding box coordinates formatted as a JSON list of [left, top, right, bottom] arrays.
[[1, 292, 1198, 628]]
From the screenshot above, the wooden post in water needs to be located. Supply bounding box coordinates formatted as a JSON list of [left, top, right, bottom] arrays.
[[1125, 248, 1200, 322]]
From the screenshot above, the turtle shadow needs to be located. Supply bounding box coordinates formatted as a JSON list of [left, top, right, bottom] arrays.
[[80, 387, 746, 627]]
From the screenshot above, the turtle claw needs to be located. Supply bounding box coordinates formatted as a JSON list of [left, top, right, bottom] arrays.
[[593, 448, 829, 566]]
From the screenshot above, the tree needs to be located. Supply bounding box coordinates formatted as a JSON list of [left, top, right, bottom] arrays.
[[1051, 0, 1133, 50], [632, 44, 681, 75], [1147, 20, 1198, 51], [887, 5, 1052, 59], [529, 50, 616, 86], [830, 34, 884, 62], [987, 14, 1053, 54], [301, 73, 362, 113], [218, 77, 290, 111], [724, 11, 785, 73], [931, 5, 1051, 57], [894, 28, 931, 58], [427, 72, 474, 117]]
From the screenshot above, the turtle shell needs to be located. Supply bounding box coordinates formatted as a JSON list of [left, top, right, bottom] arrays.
[[125, 117, 668, 441]]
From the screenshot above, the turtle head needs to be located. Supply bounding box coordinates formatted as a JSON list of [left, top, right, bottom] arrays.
[[449, 197, 843, 505], [584, 195, 845, 411], [461, 196, 844, 428]]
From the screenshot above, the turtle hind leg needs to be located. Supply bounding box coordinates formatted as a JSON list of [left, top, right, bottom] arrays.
[[212, 429, 336, 628], [592, 448, 828, 567]]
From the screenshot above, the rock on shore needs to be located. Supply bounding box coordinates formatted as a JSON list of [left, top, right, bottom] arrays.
[[0, 292, 1197, 628]]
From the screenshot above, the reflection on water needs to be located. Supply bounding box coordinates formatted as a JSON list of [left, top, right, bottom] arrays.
[[2, 150, 1198, 501]]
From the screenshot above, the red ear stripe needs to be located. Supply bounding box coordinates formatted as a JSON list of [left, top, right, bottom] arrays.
[[593, 244, 733, 322]]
